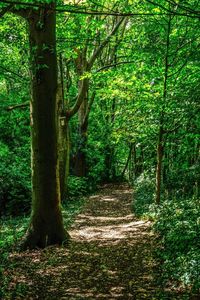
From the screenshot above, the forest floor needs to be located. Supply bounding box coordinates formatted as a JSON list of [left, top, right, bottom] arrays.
[[3, 184, 192, 299]]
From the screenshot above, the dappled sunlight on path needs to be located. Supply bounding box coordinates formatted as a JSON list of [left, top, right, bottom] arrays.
[[63, 184, 158, 299], [6, 184, 166, 299], [69, 186, 152, 245]]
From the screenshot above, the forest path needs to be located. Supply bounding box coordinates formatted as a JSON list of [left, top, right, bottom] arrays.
[[66, 183, 159, 299], [8, 184, 163, 299]]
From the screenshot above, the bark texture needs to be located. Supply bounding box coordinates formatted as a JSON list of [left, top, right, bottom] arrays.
[[74, 82, 89, 177], [73, 51, 89, 177], [21, 5, 69, 249]]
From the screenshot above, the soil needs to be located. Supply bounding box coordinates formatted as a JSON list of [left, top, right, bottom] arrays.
[[4, 184, 191, 299]]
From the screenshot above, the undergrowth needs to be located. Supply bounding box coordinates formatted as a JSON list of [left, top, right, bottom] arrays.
[[133, 174, 200, 296]]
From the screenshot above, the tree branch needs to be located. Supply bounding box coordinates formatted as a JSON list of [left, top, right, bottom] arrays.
[[145, 0, 200, 18], [163, 108, 200, 134], [164, 0, 200, 15], [6, 102, 29, 111], [66, 78, 88, 119], [1, 0, 199, 18], [88, 17, 125, 69], [83, 91, 96, 125], [95, 60, 135, 72], [0, 65, 29, 82], [168, 59, 188, 78]]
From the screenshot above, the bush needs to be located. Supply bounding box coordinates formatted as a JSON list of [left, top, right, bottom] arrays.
[[0, 216, 29, 299], [132, 173, 200, 294], [154, 197, 200, 293], [66, 176, 89, 199], [132, 173, 155, 217], [0, 141, 31, 216], [165, 166, 200, 199], [0, 96, 31, 216]]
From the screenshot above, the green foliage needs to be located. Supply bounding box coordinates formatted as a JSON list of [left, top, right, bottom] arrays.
[[0, 0, 200, 296], [134, 188, 200, 292], [0, 216, 29, 299], [154, 197, 200, 293], [0, 141, 31, 216], [62, 197, 85, 228], [132, 173, 155, 217], [66, 176, 88, 199], [87, 130, 108, 183], [0, 92, 31, 216], [0, 14, 30, 215], [66, 175, 99, 201], [133, 175, 200, 293]]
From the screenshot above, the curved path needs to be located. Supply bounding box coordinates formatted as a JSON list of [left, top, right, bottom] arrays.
[[65, 184, 159, 299], [7, 184, 165, 299]]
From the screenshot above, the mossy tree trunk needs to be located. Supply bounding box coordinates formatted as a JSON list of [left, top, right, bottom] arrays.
[[57, 56, 70, 200], [20, 4, 69, 249], [73, 78, 89, 177], [58, 113, 70, 200]]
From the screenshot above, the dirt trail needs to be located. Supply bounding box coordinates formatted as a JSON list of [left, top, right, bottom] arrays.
[[7, 184, 163, 299], [66, 184, 159, 299]]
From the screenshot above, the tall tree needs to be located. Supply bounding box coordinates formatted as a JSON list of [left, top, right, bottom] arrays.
[[1, 1, 70, 249], [72, 15, 125, 177]]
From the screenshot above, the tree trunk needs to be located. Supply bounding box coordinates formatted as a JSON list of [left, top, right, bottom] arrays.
[[59, 117, 70, 200], [104, 144, 116, 181], [21, 5, 69, 249], [121, 144, 132, 179], [73, 106, 88, 177], [155, 127, 164, 205], [73, 78, 89, 177], [57, 81, 70, 201], [155, 13, 171, 205]]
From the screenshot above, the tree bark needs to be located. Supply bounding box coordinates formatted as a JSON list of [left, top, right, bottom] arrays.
[[59, 116, 70, 199], [155, 127, 164, 205], [71, 18, 125, 178], [73, 50, 89, 177], [21, 5, 69, 249], [155, 12, 171, 205], [56, 78, 70, 201], [75, 77, 89, 177], [121, 144, 132, 179]]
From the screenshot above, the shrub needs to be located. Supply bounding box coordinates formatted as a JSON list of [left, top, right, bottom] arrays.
[[0, 97, 31, 216], [154, 197, 200, 293], [132, 173, 200, 294], [66, 176, 88, 199], [0, 141, 31, 216], [132, 173, 155, 217]]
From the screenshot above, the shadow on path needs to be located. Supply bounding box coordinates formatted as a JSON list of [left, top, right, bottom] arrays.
[[5, 184, 185, 299], [64, 184, 158, 299]]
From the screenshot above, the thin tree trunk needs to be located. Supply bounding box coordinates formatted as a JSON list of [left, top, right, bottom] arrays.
[[121, 144, 132, 179], [57, 59, 70, 201], [155, 13, 171, 205], [73, 49, 89, 177], [156, 127, 164, 205], [72, 18, 125, 178], [73, 78, 89, 177], [58, 117, 70, 201]]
